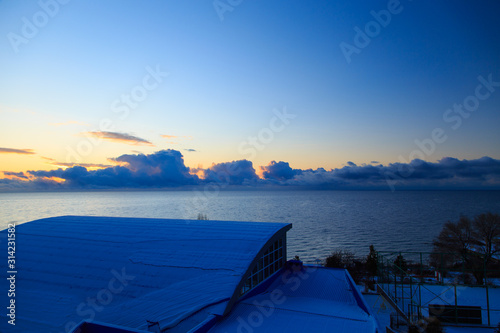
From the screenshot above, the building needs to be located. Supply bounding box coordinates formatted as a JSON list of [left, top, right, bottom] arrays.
[[0, 216, 378, 332]]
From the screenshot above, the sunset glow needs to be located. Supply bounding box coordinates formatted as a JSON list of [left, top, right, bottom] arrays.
[[1, 1, 500, 191]]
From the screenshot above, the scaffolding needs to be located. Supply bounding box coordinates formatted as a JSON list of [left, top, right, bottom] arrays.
[[376, 251, 500, 328]]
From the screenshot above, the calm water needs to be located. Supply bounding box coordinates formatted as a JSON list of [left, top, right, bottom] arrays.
[[1, 190, 500, 261]]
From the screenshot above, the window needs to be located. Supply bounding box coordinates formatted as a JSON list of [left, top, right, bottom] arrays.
[[240, 237, 285, 295]]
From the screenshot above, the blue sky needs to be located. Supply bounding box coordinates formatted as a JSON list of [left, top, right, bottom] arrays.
[[1, 0, 500, 190]]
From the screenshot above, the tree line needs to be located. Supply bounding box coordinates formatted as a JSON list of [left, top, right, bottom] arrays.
[[431, 212, 500, 285]]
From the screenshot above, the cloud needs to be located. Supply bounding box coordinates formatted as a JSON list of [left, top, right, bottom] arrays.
[[0, 177, 36, 191], [2, 171, 29, 180], [184, 149, 197, 152], [50, 162, 114, 168], [203, 160, 258, 185], [260, 161, 301, 181], [279, 156, 500, 189], [161, 135, 178, 139], [0, 176, 64, 192], [0, 147, 35, 155], [83, 131, 154, 146], [27, 150, 198, 189], [42, 156, 113, 169], [1, 152, 500, 191]]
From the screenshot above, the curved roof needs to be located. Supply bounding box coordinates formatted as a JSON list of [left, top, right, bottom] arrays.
[[0, 215, 291, 333], [207, 266, 379, 333]]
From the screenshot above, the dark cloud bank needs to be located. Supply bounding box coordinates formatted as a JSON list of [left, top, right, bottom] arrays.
[[1, 150, 500, 192]]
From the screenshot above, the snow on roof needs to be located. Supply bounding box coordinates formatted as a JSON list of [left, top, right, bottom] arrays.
[[206, 266, 379, 333], [0, 215, 291, 333]]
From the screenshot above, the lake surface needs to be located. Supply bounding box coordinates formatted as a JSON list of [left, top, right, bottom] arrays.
[[1, 190, 500, 262]]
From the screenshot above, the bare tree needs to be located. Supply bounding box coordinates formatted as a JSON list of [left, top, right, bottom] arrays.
[[433, 216, 474, 262], [432, 213, 500, 284], [325, 249, 364, 283], [472, 212, 500, 266], [197, 213, 209, 220], [325, 249, 355, 269]]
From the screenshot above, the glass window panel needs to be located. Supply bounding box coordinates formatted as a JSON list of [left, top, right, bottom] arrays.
[[240, 237, 288, 296]]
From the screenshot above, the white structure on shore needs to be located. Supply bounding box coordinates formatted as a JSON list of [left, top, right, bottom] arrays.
[[0, 216, 378, 332]]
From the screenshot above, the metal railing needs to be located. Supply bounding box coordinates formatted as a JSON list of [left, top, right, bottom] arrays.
[[376, 251, 500, 328]]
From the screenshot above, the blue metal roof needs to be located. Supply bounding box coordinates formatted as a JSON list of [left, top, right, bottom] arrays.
[[205, 265, 379, 333], [0, 216, 291, 333]]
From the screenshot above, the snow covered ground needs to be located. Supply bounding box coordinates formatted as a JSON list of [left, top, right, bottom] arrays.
[[376, 281, 500, 330]]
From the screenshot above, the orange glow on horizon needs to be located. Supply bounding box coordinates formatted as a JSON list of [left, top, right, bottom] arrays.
[[190, 169, 205, 179], [46, 176, 65, 183], [255, 166, 265, 179], [0, 172, 34, 181], [0, 172, 65, 184]]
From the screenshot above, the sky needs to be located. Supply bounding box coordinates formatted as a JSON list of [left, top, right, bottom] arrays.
[[1, 0, 500, 191]]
